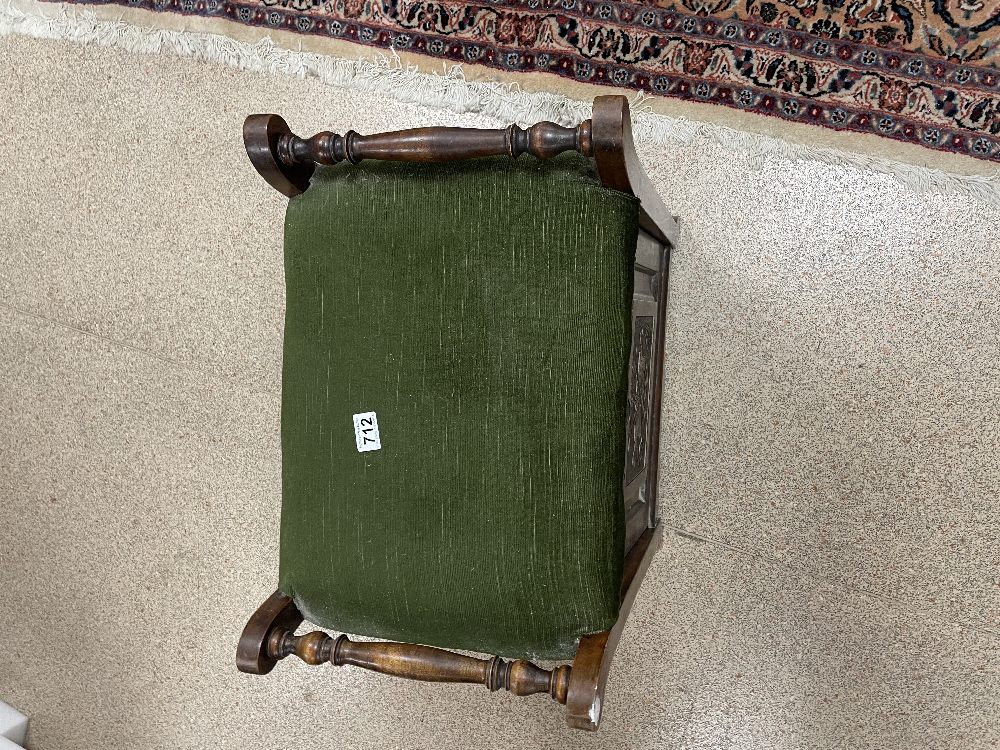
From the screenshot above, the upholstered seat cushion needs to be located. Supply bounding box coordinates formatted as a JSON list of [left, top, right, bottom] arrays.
[[278, 152, 639, 660]]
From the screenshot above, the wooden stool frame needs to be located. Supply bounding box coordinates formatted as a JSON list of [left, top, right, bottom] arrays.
[[237, 96, 676, 731]]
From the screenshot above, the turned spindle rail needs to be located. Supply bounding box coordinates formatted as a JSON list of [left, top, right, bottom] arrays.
[[279, 121, 592, 166], [266, 623, 571, 703], [244, 113, 599, 199]]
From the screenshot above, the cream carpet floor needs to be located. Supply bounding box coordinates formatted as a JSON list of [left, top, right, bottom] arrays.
[[1, 30, 998, 750]]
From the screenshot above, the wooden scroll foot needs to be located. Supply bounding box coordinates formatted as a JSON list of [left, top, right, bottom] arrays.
[[236, 591, 570, 704], [565, 524, 664, 731], [243, 114, 315, 198], [236, 590, 304, 675]]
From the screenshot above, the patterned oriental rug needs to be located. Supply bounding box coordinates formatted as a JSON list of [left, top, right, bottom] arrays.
[[50, 0, 1000, 164]]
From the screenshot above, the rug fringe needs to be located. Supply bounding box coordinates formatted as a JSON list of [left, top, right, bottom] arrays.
[[3, 0, 1000, 204]]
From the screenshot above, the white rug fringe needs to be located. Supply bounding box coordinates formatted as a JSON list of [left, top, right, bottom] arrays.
[[3, 0, 1000, 204]]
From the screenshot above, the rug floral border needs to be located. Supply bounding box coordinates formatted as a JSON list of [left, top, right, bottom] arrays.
[[64, 0, 1000, 163]]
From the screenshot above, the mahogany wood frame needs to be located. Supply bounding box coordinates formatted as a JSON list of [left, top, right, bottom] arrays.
[[239, 96, 675, 731]]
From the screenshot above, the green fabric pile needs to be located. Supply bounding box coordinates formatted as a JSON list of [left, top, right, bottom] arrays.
[[278, 153, 638, 659]]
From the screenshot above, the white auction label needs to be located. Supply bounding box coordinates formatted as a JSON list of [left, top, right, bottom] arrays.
[[352, 411, 381, 452]]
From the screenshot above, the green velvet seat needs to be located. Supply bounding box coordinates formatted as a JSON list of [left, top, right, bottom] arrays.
[[278, 152, 640, 660]]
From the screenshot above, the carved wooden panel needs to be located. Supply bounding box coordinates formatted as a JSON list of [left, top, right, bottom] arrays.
[[625, 315, 654, 484], [624, 230, 669, 551]]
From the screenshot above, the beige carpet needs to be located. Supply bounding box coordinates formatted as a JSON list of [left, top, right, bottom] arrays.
[[1, 28, 998, 750]]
